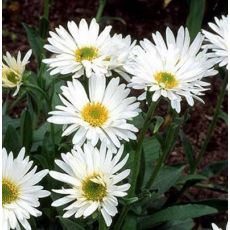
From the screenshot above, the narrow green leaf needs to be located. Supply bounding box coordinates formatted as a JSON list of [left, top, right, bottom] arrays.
[[202, 160, 228, 177], [179, 130, 195, 172], [22, 23, 43, 64], [218, 109, 228, 125], [3, 125, 21, 154], [138, 204, 218, 229], [33, 154, 49, 169], [151, 166, 184, 195], [20, 110, 33, 151], [191, 199, 227, 212], [156, 219, 195, 230], [2, 115, 20, 135], [58, 217, 85, 230], [31, 123, 49, 151], [143, 136, 162, 186], [122, 213, 137, 230], [39, 16, 49, 39], [178, 174, 207, 184], [122, 197, 139, 205], [186, 0, 205, 40], [153, 116, 164, 133]]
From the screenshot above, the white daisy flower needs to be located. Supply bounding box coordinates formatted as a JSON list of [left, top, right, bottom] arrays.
[[2, 147, 50, 230], [125, 26, 217, 113], [47, 75, 140, 151], [49, 143, 130, 226], [2, 49, 32, 96], [107, 34, 136, 81], [212, 223, 222, 230], [202, 15, 228, 69], [43, 18, 113, 78]]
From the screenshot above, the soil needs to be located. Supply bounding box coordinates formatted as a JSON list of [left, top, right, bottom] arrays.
[[3, 0, 228, 229]]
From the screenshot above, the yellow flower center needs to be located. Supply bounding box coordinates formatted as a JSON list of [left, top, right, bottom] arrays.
[[2, 178, 19, 206], [75, 46, 99, 62], [82, 174, 107, 202], [81, 102, 109, 127], [154, 71, 178, 89]]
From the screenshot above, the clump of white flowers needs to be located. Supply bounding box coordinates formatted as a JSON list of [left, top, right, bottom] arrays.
[[2, 14, 228, 229]]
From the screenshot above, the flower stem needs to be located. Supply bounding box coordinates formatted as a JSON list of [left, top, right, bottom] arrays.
[[113, 206, 129, 230], [129, 101, 159, 197], [24, 83, 49, 104], [145, 121, 177, 189], [24, 83, 56, 150], [96, 0, 106, 22], [192, 69, 228, 173], [98, 213, 107, 230], [113, 101, 158, 230], [43, 0, 49, 20]]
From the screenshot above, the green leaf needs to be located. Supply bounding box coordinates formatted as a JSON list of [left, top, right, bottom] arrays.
[[2, 115, 20, 135], [3, 125, 21, 154], [138, 204, 218, 229], [150, 166, 184, 195], [218, 109, 228, 125], [31, 123, 49, 151], [122, 213, 137, 230], [20, 109, 33, 151], [39, 16, 49, 39], [178, 174, 207, 184], [202, 160, 228, 177], [191, 199, 227, 212], [143, 136, 162, 186], [153, 116, 164, 133], [156, 219, 195, 230], [58, 217, 85, 230], [179, 130, 195, 172], [122, 197, 139, 205], [186, 0, 205, 40], [33, 154, 50, 169], [22, 23, 43, 64]]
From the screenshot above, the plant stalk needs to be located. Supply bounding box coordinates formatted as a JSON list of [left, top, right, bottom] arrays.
[[114, 100, 158, 230], [145, 123, 177, 189], [192, 70, 228, 173], [96, 0, 106, 22], [129, 101, 158, 197], [99, 213, 107, 230]]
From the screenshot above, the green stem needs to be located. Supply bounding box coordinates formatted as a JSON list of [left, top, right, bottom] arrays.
[[99, 213, 107, 230], [96, 0, 106, 22], [114, 101, 158, 230], [24, 83, 49, 104], [113, 206, 129, 230], [193, 70, 228, 173], [43, 0, 49, 20], [24, 83, 56, 149], [145, 123, 177, 189], [129, 101, 158, 197]]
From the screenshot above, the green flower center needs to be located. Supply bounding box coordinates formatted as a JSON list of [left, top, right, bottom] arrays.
[[154, 71, 178, 89], [2, 178, 19, 206], [81, 102, 109, 127], [75, 46, 99, 62], [82, 175, 107, 202]]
